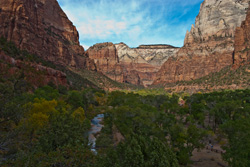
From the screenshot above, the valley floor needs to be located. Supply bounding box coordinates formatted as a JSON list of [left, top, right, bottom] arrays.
[[191, 146, 228, 167]]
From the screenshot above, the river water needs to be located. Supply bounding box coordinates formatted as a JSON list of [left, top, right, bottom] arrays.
[[88, 114, 104, 154]]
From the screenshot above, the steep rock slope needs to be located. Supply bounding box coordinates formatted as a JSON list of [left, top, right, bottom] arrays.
[[0, 0, 95, 70], [86, 42, 141, 85], [0, 50, 68, 87], [87, 42, 179, 86], [234, 5, 250, 66], [85, 42, 124, 83], [153, 0, 249, 85]]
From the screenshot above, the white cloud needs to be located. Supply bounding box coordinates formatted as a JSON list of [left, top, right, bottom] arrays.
[[58, 0, 204, 48], [82, 44, 90, 50]]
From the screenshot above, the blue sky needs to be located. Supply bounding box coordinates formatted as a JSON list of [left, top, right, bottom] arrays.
[[57, 0, 204, 49]]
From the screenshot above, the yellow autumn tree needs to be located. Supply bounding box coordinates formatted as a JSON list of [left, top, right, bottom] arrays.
[[21, 98, 58, 136], [72, 107, 85, 123]]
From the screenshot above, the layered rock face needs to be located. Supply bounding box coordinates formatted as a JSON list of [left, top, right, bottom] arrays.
[[234, 5, 250, 66], [87, 42, 179, 86], [184, 0, 249, 45], [0, 0, 95, 70], [117, 43, 179, 67], [85, 42, 123, 83], [154, 0, 249, 85]]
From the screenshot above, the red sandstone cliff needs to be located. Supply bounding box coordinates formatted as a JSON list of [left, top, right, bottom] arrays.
[[86, 42, 121, 80], [86, 42, 179, 86], [0, 0, 95, 70], [234, 5, 250, 66], [86, 42, 141, 85], [153, 0, 249, 85]]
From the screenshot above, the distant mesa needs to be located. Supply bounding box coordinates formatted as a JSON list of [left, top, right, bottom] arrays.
[[86, 42, 179, 86], [137, 44, 180, 49]]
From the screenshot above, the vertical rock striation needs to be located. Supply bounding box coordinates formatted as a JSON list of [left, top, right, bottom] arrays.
[[0, 0, 95, 70], [87, 42, 179, 86], [85, 42, 124, 83], [153, 0, 249, 85], [234, 4, 250, 66]]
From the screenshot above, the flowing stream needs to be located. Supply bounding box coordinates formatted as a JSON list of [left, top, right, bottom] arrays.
[[88, 114, 104, 154]]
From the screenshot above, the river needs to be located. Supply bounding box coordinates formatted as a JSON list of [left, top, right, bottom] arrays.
[[88, 114, 104, 154]]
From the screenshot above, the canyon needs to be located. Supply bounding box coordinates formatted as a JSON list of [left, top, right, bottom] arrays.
[[86, 42, 179, 86], [1, 1, 250, 166], [86, 0, 250, 87], [0, 0, 250, 89]]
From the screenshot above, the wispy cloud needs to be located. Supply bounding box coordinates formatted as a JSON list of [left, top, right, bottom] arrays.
[[58, 0, 203, 48]]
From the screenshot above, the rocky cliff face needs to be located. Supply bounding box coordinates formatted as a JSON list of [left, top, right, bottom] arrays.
[[234, 4, 250, 66], [87, 42, 179, 86], [154, 0, 249, 85], [85, 42, 123, 83], [116, 43, 179, 67], [184, 0, 249, 45], [0, 0, 95, 70], [136, 45, 179, 67]]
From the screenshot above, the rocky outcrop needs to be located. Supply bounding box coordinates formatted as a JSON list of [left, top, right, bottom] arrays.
[[154, 0, 249, 85], [0, 51, 67, 87], [234, 4, 250, 66], [0, 0, 95, 70], [87, 42, 179, 86], [184, 0, 249, 45], [85, 42, 123, 82], [86, 42, 141, 85], [136, 45, 179, 66], [116, 43, 179, 86], [116, 43, 179, 67]]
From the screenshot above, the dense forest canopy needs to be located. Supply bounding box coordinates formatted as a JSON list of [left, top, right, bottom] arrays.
[[0, 75, 250, 167]]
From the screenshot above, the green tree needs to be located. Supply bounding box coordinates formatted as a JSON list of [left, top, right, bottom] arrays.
[[66, 90, 84, 110], [98, 134, 179, 167], [221, 118, 250, 167]]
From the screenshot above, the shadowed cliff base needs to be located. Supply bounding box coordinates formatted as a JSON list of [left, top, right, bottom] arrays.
[[149, 63, 250, 93]]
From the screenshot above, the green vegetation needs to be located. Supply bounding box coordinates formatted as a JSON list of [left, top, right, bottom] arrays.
[[1, 81, 249, 167], [0, 37, 57, 69], [0, 83, 104, 166], [69, 68, 141, 90], [0, 36, 138, 90], [158, 64, 250, 92], [1, 37, 250, 167]]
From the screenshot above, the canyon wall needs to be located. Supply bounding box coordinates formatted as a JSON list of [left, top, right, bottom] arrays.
[[153, 0, 249, 85], [1, 0, 249, 89], [87, 42, 179, 86], [234, 4, 250, 66], [0, 0, 95, 70]]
